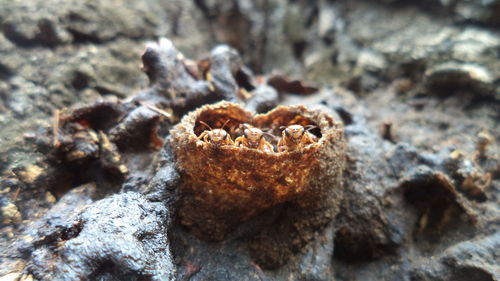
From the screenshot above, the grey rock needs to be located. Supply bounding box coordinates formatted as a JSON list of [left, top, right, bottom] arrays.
[[25, 192, 175, 281], [454, 0, 500, 26], [245, 84, 279, 113], [411, 232, 500, 281], [334, 112, 411, 261], [424, 62, 495, 98]]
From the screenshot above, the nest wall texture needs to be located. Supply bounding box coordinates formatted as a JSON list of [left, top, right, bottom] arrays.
[[170, 101, 346, 240]]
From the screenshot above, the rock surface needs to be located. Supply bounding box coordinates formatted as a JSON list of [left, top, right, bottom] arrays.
[[0, 0, 499, 280], [22, 191, 175, 280]]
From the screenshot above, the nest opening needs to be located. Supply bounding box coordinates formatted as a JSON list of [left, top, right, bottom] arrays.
[[192, 105, 323, 150]]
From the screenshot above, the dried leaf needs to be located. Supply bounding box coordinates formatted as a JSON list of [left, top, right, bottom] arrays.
[[267, 75, 318, 95]]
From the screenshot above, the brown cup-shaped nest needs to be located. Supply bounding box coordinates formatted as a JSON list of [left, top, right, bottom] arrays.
[[170, 101, 345, 240]]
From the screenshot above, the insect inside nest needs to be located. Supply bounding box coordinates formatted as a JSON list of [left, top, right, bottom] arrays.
[[170, 101, 346, 241], [277, 124, 319, 152], [197, 120, 234, 146], [235, 123, 274, 152]]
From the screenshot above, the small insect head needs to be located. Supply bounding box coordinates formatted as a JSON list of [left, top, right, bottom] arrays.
[[280, 124, 317, 140], [241, 123, 276, 142], [241, 123, 264, 141], [199, 120, 230, 142]]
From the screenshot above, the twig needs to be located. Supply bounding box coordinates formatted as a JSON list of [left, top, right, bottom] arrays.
[[53, 109, 60, 147], [138, 101, 173, 120], [12, 187, 21, 201]]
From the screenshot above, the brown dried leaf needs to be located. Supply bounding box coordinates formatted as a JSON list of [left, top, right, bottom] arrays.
[[267, 75, 318, 95]]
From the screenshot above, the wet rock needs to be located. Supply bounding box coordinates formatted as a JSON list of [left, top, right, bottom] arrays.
[[399, 166, 477, 233], [0, 0, 171, 46], [334, 115, 411, 261], [60, 100, 125, 130], [295, 224, 335, 281], [24, 192, 174, 281], [332, 1, 500, 100], [424, 62, 495, 98], [142, 164, 179, 204], [171, 232, 265, 281], [3, 183, 99, 275], [192, 0, 286, 72], [387, 143, 441, 178], [22, 183, 99, 238], [140, 145, 180, 205], [109, 105, 163, 151], [1, 17, 72, 47], [171, 209, 337, 280], [411, 232, 500, 281], [244, 84, 279, 113], [134, 38, 217, 115], [209, 45, 244, 101], [454, 0, 500, 26]]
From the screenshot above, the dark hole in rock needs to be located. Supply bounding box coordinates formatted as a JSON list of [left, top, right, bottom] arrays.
[[48, 161, 120, 198], [62, 102, 125, 132], [451, 266, 495, 281], [307, 126, 322, 139], [0, 63, 13, 79], [88, 260, 142, 281], [400, 60, 427, 80], [400, 171, 466, 232], [60, 222, 83, 241], [333, 228, 395, 261], [71, 71, 90, 90], [292, 40, 307, 61], [66, 28, 103, 44], [427, 76, 480, 97], [235, 69, 255, 92], [323, 29, 336, 45], [67, 12, 88, 23], [437, 122, 450, 130], [112, 118, 160, 152], [333, 106, 353, 125], [106, 104, 166, 152], [36, 19, 61, 47]]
